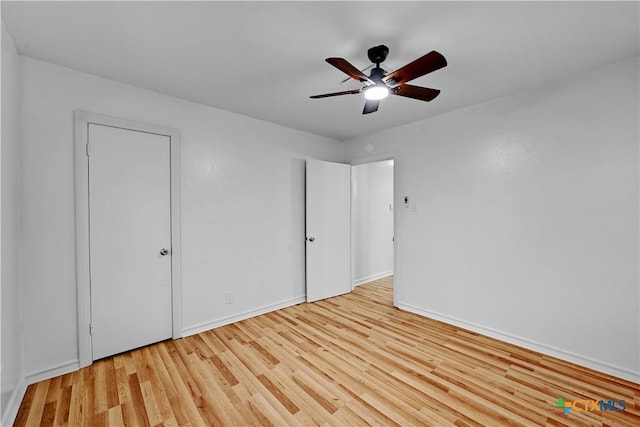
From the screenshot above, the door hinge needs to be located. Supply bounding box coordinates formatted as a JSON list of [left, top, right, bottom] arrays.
[[86, 141, 90, 157], [89, 323, 93, 336]]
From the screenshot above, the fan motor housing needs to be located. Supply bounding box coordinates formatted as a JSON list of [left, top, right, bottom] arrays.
[[369, 66, 386, 83]]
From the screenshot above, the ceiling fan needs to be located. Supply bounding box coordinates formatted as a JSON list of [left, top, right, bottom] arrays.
[[310, 45, 447, 114]]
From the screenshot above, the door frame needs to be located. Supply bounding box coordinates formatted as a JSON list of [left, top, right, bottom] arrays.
[[74, 111, 182, 367], [349, 155, 399, 307]]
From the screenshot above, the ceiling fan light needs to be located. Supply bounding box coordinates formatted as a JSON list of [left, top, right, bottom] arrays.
[[364, 85, 389, 100]]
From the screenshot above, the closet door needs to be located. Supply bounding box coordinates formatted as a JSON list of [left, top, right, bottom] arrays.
[[88, 123, 172, 360]]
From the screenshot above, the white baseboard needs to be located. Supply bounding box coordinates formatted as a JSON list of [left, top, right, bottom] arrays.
[[353, 270, 393, 287], [397, 302, 640, 384], [182, 296, 307, 337], [25, 360, 80, 386], [10, 295, 306, 419], [1, 360, 78, 426], [1, 377, 27, 427]]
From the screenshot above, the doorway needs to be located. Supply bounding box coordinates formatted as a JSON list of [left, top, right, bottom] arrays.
[[304, 158, 396, 304], [74, 111, 182, 367], [351, 159, 395, 289]]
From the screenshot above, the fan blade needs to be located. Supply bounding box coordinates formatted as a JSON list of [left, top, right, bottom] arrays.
[[392, 84, 440, 102], [362, 100, 379, 114], [326, 58, 374, 84], [382, 51, 447, 86], [310, 89, 362, 99]]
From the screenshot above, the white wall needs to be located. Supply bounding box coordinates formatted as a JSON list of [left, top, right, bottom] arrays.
[[18, 56, 344, 380], [351, 160, 394, 285], [344, 57, 640, 382], [1, 22, 26, 424]]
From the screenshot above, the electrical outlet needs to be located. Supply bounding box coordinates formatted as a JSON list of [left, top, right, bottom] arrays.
[[224, 291, 233, 305]]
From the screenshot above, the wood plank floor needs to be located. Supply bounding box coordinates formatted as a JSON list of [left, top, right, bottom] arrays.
[[15, 277, 640, 426]]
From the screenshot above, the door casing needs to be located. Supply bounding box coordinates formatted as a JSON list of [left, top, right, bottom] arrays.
[[74, 111, 182, 368]]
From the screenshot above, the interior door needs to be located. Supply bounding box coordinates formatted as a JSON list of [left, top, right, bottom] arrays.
[[88, 123, 172, 360], [306, 159, 351, 302]]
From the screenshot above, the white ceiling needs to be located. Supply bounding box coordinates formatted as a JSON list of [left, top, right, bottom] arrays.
[[2, 1, 639, 141]]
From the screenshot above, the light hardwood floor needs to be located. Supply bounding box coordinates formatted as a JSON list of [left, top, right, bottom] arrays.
[[15, 277, 639, 426]]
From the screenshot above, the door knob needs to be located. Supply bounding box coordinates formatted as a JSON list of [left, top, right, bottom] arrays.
[[160, 248, 169, 256], [308, 237, 315, 242]]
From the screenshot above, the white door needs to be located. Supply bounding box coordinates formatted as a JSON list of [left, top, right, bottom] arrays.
[[306, 160, 351, 302], [88, 124, 173, 360]]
